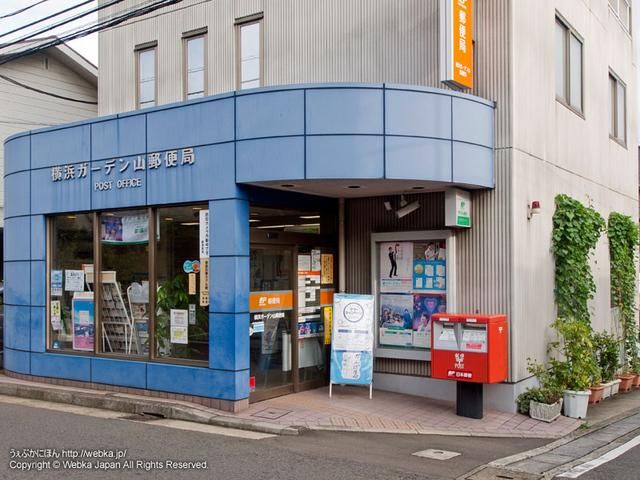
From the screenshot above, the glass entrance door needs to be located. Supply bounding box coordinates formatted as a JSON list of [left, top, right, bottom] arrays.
[[249, 246, 294, 399]]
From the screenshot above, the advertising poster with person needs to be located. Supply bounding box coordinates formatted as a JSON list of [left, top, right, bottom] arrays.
[[379, 294, 414, 347], [101, 213, 150, 244], [413, 241, 446, 291], [72, 293, 95, 352], [379, 242, 413, 292], [412, 294, 446, 348]]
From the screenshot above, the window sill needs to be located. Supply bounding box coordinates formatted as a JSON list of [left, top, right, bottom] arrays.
[[556, 97, 585, 119], [609, 134, 627, 149]]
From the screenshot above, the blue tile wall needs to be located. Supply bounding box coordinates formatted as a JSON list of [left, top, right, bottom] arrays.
[[208, 256, 249, 314], [4, 348, 30, 374], [236, 90, 304, 139], [306, 88, 383, 135], [147, 97, 234, 151], [30, 307, 45, 353], [91, 156, 147, 210], [92, 358, 147, 389], [4, 216, 31, 261], [236, 137, 305, 183], [31, 125, 90, 170], [4, 261, 30, 306], [3, 305, 30, 351], [91, 115, 146, 160], [31, 353, 92, 382], [385, 89, 452, 139], [147, 144, 234, 205], [385, 137, 452, 181], [31, 164, 91, 214], [306, 135, 384, 179], [147, 363, 249, 400], [5, 171, 30, 218], [30, 261, 46, 307], [209, 313, 249, 371], [4, 134, 30, 175], [30, 215, 47, 261], [210, 199, 249, 257]]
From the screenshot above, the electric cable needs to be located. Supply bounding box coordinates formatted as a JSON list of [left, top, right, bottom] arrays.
[[0, 0, 52, 20], [0, 73, 97, 104], [0, 0, 94, 41]]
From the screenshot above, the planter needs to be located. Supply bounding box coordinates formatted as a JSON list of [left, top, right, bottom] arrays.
[[601, 381, 614, 399], [563, 390, 590, 419], [530, 398, 563, 423], [617, 374, 634, 392], [611, 378, 622, 395], [633, 374, 640, 388], [588, 385, 605, 404]]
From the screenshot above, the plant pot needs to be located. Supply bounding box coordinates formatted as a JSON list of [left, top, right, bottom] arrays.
[[617, 374, 634, 392], [611, 378, 622, 395], [633, 374, 640, 388], [601, 381, 614, 399], [588, 385, 605, 404], [563, 390, 590, 419], [530, 398, 563, 423]]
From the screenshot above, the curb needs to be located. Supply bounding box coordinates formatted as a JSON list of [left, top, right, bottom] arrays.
[[0, 382, 300, 437]]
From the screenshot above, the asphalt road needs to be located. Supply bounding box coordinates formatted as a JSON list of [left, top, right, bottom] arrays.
[[0, 396, 549, 480], [553, 440, 640, 480]]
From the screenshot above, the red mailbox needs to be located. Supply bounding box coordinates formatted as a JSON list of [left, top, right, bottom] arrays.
[[431, 313, 508, 384]]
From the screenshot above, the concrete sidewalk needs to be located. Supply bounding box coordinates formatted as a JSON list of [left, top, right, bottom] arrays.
[[1, 372, 619, 439]]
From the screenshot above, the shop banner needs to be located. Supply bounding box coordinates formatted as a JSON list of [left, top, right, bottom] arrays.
[[101, 212, 149, 244], [330, 293, 374, 385], [72, 293, 94, 351]]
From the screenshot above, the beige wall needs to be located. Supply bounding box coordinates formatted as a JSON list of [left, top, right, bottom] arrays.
[[0, 53, 97, 225]]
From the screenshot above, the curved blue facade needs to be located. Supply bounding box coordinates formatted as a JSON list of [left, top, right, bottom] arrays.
[[3, 83, 494, 405]]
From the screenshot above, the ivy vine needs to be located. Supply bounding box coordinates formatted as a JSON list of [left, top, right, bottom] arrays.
[[608, 212, 639, 372], [552, 194, 605, 323]]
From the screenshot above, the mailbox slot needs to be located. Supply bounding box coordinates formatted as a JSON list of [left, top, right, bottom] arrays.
[[460, 325, 487, 353]]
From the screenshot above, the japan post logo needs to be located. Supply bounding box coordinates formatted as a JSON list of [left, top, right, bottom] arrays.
[[454, 353, 465, 369]]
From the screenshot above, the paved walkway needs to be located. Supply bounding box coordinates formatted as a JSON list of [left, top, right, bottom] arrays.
[[237, 385, 581, 438]]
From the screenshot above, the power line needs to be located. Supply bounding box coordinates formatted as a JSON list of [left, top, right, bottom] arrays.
[[0, 0, 52, 20], [0, 73, 97, 104], [0, 0, 95, 41]]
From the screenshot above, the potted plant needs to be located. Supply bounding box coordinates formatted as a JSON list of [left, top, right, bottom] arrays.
[[516, 387, 563, 423], [588, 367, 604, 405], [593, 331, 621, 398], [547, 317, 595, 419]]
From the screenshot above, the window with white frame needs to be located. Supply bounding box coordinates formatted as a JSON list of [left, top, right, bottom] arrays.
[[137, 46, 156, 109], [609, 0, 632, 33], [609, 71, 626, 145], [555, 16, 583, 114], [184, 33, 206, 99], [237, 18, 262, 89]]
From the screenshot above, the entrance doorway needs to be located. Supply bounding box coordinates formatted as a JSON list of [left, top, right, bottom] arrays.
[[248, 205, 336, 402]]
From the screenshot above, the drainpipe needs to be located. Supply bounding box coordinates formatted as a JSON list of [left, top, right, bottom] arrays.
[[339, 198, 346, 293]]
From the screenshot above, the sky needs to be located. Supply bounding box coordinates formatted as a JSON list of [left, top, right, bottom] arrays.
[[0, 0, 99, 65]]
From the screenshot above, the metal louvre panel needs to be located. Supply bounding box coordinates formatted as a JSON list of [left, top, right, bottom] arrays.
[[374, 357, 430, 377]]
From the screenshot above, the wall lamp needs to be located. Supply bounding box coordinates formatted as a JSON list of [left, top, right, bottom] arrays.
[[527, 200, 541, 220]]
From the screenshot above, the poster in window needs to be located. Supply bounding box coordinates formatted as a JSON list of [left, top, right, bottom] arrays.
[[101, 213, 149, 244], [170, 309, 189, 344], [379, 294, 414, 347], [379, 242, 413, 293], [72, 293, 94, 351], [412, 294, 446, 349], [51, 270, 63, 296], [413, 241, 446, 291]]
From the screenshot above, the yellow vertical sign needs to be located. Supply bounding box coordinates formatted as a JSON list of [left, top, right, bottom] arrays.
[[323, 306, 333, 345]]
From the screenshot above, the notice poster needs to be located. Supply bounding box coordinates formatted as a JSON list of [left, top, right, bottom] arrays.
[[379, 242, 413, 292], [51, 270, 63, 296], [323, 306, 333, 345], [413, 241, 446, 291], [170, 309, 188, 344], [64, 270, 85, 292], [72, 293, 94, 351], [51, 300, 62, 331], [101, 212, 149, 244], [199, 209, 209, 257], [330, 293, 375, 386], [413, 294, 446, 349], [321, 254, 334, 284], [379, 294, 414, 347], [199, 257, 209, 307]]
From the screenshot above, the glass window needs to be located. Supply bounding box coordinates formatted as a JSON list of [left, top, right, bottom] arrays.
[[555, 16, 583, 114], [185, 35, 206, 99], [238, 20, 261, 89], [137, 47, 156, 108], [609, 71, 626, 145], [49, 214, 94, 352], [99, 210, 149, 357], [156, 205, 209, 362]]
